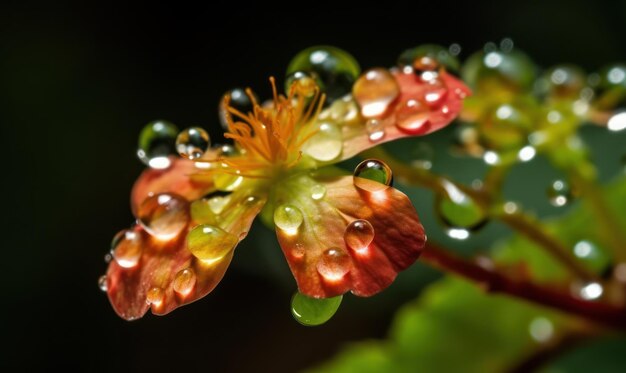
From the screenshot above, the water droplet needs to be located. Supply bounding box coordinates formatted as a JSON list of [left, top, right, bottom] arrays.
[[146, 286, 165, 306], [285, 70, 320, 98], [274, 204, 304, 234], [187, 224, 238, 264], [517, 145, 536, 162], [310, 184, 326, 200], [292, 243, 306, 259], [286, 46, 360, 101], [366, 118, 385, 141], [325, 95, 360, 124], [291, 291, 343, 326], [137, 120, 179, 169], [461, 49, 536, 93], [547, 179, 572, 207], [316, 248, 351, 280], [111, 229, 143, 268], [353, 159, 393, 192], [176, 127, 210, 160], [219, 88, 258, 131], [436, 181, 487, 231], [422, 79, 448, 107], [138, 193, 190, 240], [410, 142, 434, 169], [104, 253, 112, 263], [572, 240, 611, 274], [529, 317, 553, 343], [344, 220, 375, 252], [173, 268, 196, 296], [395, 99, 431, 134], [397, 44, 460, 72], [98, 275, 108, 292], [303, 122, 343, 161], [352, 68, 399, 119]]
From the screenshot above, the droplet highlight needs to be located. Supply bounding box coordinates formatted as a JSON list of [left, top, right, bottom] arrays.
[[173, 268, 196, 296], [395, 99, 431, 134], [274, 204, 304, 234], [353, 68, 399, 119], [310, 184, 326, 200], [303, 122, 343, 161], [146, 287, 165, 306], [547, 180, 572, 207], [111, 229, 143, 268], [98, 275, 108, 292], [366, 118, 385, 141]]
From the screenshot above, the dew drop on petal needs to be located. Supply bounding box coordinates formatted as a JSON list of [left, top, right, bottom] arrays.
[[138, 193, 190, 240], [98, 275, 108, 292], [310, 184, 326, 200], [176, 127, 210, 160], [303, 122, 343, 161], [292, 243, 305, 260], [395, 99, 431, 134], [327, 96, 360, 124], [353, 159, 393, 192], [344, 219, 375, 252], [366, 118, 386, 142], [173, 268, 196, 296], [146, 287, 165, 306], [316, 247, 351, 281], [274, 204, 304, 234], [353, 68, 399, 119], [111, 229, 143, 268], [219, 88, 258, 131], [547, 179, 572, 207], [187, 224, 238, 264], [137, 120, 179, 169], [291, 291, 343, 326]]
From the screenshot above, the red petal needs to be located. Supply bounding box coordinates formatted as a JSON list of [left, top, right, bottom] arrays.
[[275, 173, 425, 298], [107, 186, 266, 320], [340, 70, 470, 160], [131, 157, 213, 216]]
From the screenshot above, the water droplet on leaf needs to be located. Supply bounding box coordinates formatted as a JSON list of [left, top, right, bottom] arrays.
[[138, 193, 190, 240], [274, 204, 304, 234], [146, 287, 165, 306], [310, 184, 326, 200], [395, 99, 431, 134], [316, 248, 351, 280], [111, 229, 143, 268], [366, 118, 385, 141], [285, 70, 320, 98], [176, 127, 210, 160], [353, 159, 393, 192], [98, 275, 108, 292], [173, 268, 196, 296], [344, 220, 375, 252], [188, 224, 238, 263], [353, 68, 399, 118], [291, 291, 343, 326], [137, 120, 179, 169], [303, 122, 343, 161]]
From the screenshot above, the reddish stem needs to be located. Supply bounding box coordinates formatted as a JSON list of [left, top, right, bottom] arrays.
[[421, 243, 626, 330]]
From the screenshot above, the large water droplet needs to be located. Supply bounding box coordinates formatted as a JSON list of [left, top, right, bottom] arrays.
[[286, 46, 360, 101], [274, 204, 304, 234], [219, 88, 258, 131], [138, 193, 190, 240], [291, 291, 343, 326], [285, 70, 320, 98], [316, 248, 351, 280], [137, 120, 179, 169], [353, 159, 393, 192], [187, 224, 238, 264], [326, 96, 360, 125], [344, 220, 375, 252], [146, 286, 165, 306], [353, 68, 399, 119], [310, 184, 326, 200], [436, 181, 487, 231], [173, 268, 196, 296], [395, 99, 431, 134], [98, 275, 108, 292], [366, 118, 386, 142], [111, 229, 143, 268], [303, 122, 343, 161], [176, 127, 210, 160], [547, 179, 572, 207]]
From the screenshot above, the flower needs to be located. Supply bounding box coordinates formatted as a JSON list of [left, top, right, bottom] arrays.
[[103, 53, 469, 320]]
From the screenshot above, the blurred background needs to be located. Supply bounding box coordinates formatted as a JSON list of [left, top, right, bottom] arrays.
[[2, 1, 626, 371]]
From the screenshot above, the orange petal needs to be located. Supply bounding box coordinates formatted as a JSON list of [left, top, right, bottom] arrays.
[[107, 185, 266, 320], [274, 172, 425, 298], [340, 70, 470, 160], [131, 157, 213, 216]]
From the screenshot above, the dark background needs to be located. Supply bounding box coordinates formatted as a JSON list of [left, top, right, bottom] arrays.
[[2, 1, 626, 371]]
